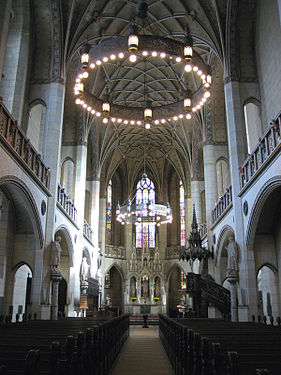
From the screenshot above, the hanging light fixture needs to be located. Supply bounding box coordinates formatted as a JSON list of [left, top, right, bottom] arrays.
[[102, 84, 111, 116], [183, 30, 193, 61], [144, 102, 152, 122], [116, 139, 172, 226], [128, 24, 139, 53], [74, 3, 212, 126]]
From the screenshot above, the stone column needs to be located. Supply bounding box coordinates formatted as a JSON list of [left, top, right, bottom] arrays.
[[51, 272, 62, 320], [90, 179, 100, 250], [31, 81, 65, 318], [0, 0, 30, 124], [203, 144, 218, 226], [99, 194, 107, 253], [0, 0, 12, 87], [228, 275, 239, 322], [191, 180, 204, 225], [224, 81, 258, 320], [74, 144, 87, 228]]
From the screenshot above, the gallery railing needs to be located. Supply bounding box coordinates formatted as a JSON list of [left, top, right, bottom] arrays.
[[57, 184, 77, 223], [240, 111, 281, 189], [105, 245, 126, 259], [212, 185, 232, 224], [0, 99, 50, 189], [83, 219, 94, 244]]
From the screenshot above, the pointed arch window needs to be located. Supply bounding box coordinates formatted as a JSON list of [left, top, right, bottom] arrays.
[[135, 176, 156, 248], [180, 180, 186, 245], [180, 270, 186, 289], [106, 180, 112, 244]]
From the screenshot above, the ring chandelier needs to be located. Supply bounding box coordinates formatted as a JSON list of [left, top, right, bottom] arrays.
[[74, 35, 211, 128]]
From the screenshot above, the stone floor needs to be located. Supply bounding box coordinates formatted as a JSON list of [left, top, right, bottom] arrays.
[[110, 326, 174, 375]]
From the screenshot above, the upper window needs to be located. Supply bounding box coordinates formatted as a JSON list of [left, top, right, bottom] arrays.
[[179, 180, 186, 246], [135, 176, 156, 248], [106, 180, 112, 244]]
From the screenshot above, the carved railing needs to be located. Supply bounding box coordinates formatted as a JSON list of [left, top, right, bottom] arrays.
[[186, 272, 230, 316], [240, 111, 281, 189], [212, 185, 232, 224], [83, 219, 94, 243], [57, 184, 77, 222], [105, 245, 126, 259], [0, 99, 50, 189]]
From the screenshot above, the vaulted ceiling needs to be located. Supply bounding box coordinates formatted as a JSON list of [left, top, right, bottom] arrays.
[[31, 0, 257, 194]]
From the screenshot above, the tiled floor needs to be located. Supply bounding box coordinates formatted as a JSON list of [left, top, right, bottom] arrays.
[[110, 326, 174, 375]]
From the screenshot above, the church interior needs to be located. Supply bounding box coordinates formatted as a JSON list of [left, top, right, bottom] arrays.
[[0, 0, 281, 374]]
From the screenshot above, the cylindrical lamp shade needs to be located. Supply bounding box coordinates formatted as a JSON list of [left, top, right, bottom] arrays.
[[102, 101, 111, 114], [128, 34, 139, 52]]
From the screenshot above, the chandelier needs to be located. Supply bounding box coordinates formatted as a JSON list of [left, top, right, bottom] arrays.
[[73, 2, 211, 128], [179, 205, 211, 262], [116, 173, 172, 226]]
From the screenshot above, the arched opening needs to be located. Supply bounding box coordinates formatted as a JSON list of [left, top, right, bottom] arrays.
[[58, 278, 67, 318], [244, 100, 263, 154], [104, 265, 123, 316], [257, 265, 279, 321], [12, 264, 32, 322], [0, 178, 43, 318], [168, 266, 187, 317], [60, 159, 75, 198], [53, 228, 73, 317], [249, 184, 281, 319], [27, 102, 46, 153], [216, 158, 230, 197]]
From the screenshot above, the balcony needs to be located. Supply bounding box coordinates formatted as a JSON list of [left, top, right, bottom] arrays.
[[83, 219, 94, 244], [105, 245, 126, 259], [0, 99, 50, 190], [57, 184, 77, 223], [212, 185, 232, 225], [239, 111, 281, 191]]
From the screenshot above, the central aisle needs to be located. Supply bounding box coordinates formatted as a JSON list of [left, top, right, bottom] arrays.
[[111, 326, 174, 375]]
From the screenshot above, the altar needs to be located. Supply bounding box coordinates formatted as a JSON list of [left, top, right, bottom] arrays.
[[125, 303, 165, 315]]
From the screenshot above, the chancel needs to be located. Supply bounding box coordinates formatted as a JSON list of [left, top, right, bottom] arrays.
[[0, 0, 281, 374]]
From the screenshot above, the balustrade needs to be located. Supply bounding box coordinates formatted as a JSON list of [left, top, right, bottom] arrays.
[[240, 111, 281, 189], [212, 185, 232, 224], [57, 184, 77, 222], [105, 245, 126, 259], [0, 99, 50, 189], [83, 219, 94, 243]]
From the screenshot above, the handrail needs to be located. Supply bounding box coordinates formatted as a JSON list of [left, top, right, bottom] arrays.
[[0, 99, 50, 189], [83, 219, 94, 243], [240, 111, 281, 189], [105, 245, 126, 259], [57, 184, 77, 222], [212, 185, 232, 224]]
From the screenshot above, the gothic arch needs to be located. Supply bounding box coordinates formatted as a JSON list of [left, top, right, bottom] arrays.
[[54, 225, 74, 267], [216, 225, 235, 266], [246, 176, 281, 250], [105, 262, 125, 283], [0, 175, 44, 248]]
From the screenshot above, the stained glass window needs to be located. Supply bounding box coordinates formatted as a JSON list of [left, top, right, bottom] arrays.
[[106, 180, 112, 245], [180, 180, 186, 245], [135, 176, 156, 248], [180, 270, 186, 289]]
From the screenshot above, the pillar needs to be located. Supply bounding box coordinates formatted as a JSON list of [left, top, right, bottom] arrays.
[[51, 275, 62, 320], [228, 277, 239, 322], [90, 179, 100, 250], [0, 0, 12, 87], [191, 180, 204, 224], [0, 0, 30, 124], [224, 81, 258, 320], [74, 144, 87, 228], [203, 144, 218, 226]]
